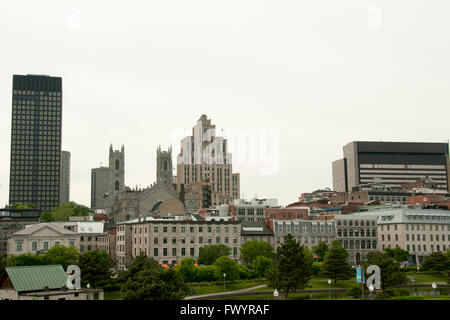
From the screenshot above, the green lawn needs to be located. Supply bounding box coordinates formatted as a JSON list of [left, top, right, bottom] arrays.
[[189, 280, 267, 296], [406, 272, 447, 284], [104, 291, 122, 300]]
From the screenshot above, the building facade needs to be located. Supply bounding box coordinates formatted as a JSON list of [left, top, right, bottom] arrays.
[[271, 219, 336, 252], [0, 208, 41, 257], [177, 115, 240, 207], [90, 167, 110, 209], [334, 214, 378, 265], [352, 207, 450, 264], [7, 223, 80, 256], [332, 141, 449, 192], [59, 150, 70, 204], [116, 217, 241, 267], [9, 74, 63, 211]]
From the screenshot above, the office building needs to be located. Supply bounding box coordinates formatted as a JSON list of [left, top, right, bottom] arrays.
[[332, 141, 449, 192], [177, 115, 240, 207], [90, 167, 110, 209], [9, 74, 63, 211], [59, 150, 70, 204]]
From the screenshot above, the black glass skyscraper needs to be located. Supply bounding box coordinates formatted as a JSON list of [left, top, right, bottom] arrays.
[[9, 74, 62, 211]]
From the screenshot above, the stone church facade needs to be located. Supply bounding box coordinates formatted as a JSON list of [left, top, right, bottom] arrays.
[[103, 145, 185, 223]]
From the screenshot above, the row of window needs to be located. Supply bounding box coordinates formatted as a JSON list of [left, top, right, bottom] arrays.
[[341, 240, 377, 250], [337, 220, 375, 227], [135, 246, 238, 258], [16, 240, 75, 251], [135, 235, 239, 245], [135, 225, 239, 234], [237, 209, 264, 215], [381, 224, 450, 231], [337, 229, 377, 237], [403, 244, 447, 253]]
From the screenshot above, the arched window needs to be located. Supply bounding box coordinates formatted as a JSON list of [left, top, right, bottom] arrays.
[[115, 159, 120, 170], [355, 240, 360, 249], [115, 180, 119, 191], [371, 229, 376, 237], [350, 240, 354, 249], [344, 240, 348, 249], [349, 229, 353, 237], [163, 160, 168, 171], [360, 229, 365, 237], [337, 229, 342, 237], [361, 240, 366, 249], [349, 221, 353, 226], [372, 240, 377, 249]]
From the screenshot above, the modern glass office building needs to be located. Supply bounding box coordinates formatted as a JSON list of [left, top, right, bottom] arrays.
[[9, 74, 63, 211]]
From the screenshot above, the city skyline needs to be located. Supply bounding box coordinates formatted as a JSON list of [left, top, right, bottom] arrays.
[[1, 1, 450, 208]]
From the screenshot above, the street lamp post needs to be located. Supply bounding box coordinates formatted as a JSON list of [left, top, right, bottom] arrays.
[[432, 282, 437, 300], [328, 279, 332, 300], [223, 273, 226, 292], [273, 289, 279, 300], [369, 285, 374, 300], [416, 265, 420, 283]]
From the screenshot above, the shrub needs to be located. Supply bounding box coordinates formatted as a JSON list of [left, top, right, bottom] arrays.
[[196, 265, 217, 282], [346, 286, 362, 298], [311, 262, 322, 276], [238, 264, 253, 280]]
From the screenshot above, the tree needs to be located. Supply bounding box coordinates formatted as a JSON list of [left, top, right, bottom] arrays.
[[197, 245, 231, 265], [213, 256, 240, 281], [120, 253, 189, 300], [39, 211, 54, 222], [240, 240, 274, 264], [13, 203, 36, 209], [384, 247, 409, 263], [6, 253, 45, 267], [77, 250, 113, 288], [252, 255, 272, 278], [314, 242, 329, 262], [177, 257, 198, 282], [43, 245, 79, 270], [39, 201, 91, 222], [321, 241, 353, 285], [196, 265, 217, 282], [266, 234, 312, 299], [422, 252, 450, 273], [0, 255, 6, 275], [366, 251, 408, 298]]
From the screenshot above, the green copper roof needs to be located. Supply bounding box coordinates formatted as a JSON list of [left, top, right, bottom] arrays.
[[5, 265, 68, 292]]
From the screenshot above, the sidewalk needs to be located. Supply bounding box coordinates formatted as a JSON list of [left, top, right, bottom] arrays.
[[184, 284, 268, 300]]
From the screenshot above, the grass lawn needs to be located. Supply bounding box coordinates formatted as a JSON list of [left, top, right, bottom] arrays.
[[406, 272, 447, 284], [104, 291, 122, 300], [189, 280, 267, 296]]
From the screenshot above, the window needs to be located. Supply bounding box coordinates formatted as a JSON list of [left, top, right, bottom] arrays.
[[163, 226, 168, 232], [181, 248, 186, 256], [216, 226, 220, 233], [190, 248, 194, 257], [190, 227, 194, 233], [172, 237, 176, 244], [55, 241, 60, 246], [32, 242, 37, 250], [199, 236, 203, 244], [181, 237, 186, 244], [154, 226, 158, 233], [172, 248, 177, 256], [199, 226, 203, 233], [154, 237, 158, 244], [44, 242, 49, 250], [163, 248, 167, 256], [172, 226, 176, 232], [190, 236, 194, 244], [216, 236, 220, 243], [69, 241, 74, 247], [163, 237, 168, 244]]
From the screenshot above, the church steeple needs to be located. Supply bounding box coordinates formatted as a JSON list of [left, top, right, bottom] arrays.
[[157, 146, 173, 185]]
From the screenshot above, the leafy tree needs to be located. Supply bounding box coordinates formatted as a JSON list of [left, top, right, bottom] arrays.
[[240, 240, 274, 264], [40, 211, 54, 222], [0, 255, 6, 275], [177, 257, 198, 282], [196, 265, 217, 282], [213, 256, 240, 281], [121, 267, 189, 300], [238, 264, 253, 280], [384, 247, 409, 263], [314, 242, 329, 262], [366, 251, 408, 298], [6, 253, 45, 266], [321, 240, 353, 285], [39, 201, 91, 222], [252, 255, 272, 278], [266, 234, 312, 299], [13, 203, 36, 209], [422, 252, 450, 273], [197, 245, 231, 265], [118, 252, 159, 283], [43, 245, 79, 270], [77, 250, 113, 288]]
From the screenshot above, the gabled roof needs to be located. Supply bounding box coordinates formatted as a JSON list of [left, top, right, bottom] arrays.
[[4, 265, 68, 292], [9, 223, 78, 236]]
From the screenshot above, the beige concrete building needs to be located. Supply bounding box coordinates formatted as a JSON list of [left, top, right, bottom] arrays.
[[334, 214, 378, 265], [272, 219, 336, 252], [7, 223, 80, 256], [177, 115, 240, 208], [116, 223, 133, 270], [117, 216, 241, 267], [352, 206, 450, 264]]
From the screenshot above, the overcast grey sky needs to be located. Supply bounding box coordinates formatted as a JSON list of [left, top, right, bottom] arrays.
[[1, 0, 449, 207]]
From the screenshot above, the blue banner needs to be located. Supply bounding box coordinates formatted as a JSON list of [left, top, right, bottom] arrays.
[[356, 267, 365, 283]]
